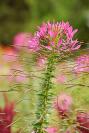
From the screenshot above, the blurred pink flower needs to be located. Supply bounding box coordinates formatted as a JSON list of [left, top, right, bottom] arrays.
[[74, 54, 89, 74], [13, 32, 32, 50], [45, 127, 57, 133], [54, 93, 72, 118], [55, 74, 67, 84], [0, 93, 16, 133], [34, 21, 80, 52], [77, 112, 89, 133]]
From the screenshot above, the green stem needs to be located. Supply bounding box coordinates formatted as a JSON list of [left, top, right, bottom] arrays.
[[34, 54, 55, 133]]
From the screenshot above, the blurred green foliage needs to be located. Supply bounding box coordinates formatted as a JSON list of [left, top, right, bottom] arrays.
[[0, 0, 89, 45]]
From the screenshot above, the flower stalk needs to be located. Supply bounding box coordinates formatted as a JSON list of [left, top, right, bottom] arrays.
[[34, 53, 56, 133]]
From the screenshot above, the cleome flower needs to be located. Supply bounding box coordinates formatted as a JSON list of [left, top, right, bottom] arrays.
[[54, 93, 72, 118], [33, 21, 80, 52]]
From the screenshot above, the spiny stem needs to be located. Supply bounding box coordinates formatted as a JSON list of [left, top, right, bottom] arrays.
[[34, 54, 55, 133]]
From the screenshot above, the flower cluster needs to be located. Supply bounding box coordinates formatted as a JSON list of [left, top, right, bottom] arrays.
[[29, 21, 80, 53]]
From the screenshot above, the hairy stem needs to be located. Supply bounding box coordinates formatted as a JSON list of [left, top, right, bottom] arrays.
[[34, 54, 55, 133]]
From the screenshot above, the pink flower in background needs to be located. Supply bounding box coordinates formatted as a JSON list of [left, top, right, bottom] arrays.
[[0, 93, 15, 133], [34, 21, 80, 52], [74, 54, 89, 73], [45, 127, 57, 133], [77, 112, 89, 133], [54, 93, 72, 118], [55, 74, 67, 84], [13, 32, 32, 50]]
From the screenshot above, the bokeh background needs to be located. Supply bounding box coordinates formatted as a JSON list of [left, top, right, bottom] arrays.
[[0, 0, 89, 46]]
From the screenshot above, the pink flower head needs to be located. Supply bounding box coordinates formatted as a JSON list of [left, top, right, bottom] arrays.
[[54, 93, 72, 118], [77, 112, 89, 133], [35, 21, 80, 52], [74, 54, 89, 74], [0, 93, 15, 133], [55, 74, 67, 84], [45, 127, 57, 133]]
